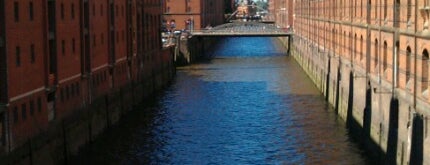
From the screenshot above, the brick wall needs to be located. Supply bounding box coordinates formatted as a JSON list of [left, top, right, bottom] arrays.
[[292, 0, 430, 164]]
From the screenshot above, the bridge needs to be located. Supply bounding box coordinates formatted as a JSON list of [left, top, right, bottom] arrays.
[[187, 22, 293, 56], [190, 22, 292, 37]]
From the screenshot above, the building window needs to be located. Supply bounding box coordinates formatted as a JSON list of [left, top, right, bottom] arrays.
[[75, 83, 79, 95], [77, 83, 80, 95], [37, 97, 42, 112], [374, 0, 378, 19], [30, 44, 35, 63], [383, 42, 388, 72], [14, 2, 19, 22], [71, 84, 75, 97], [93, 35, 96, 47], [361, 0, 363, 18], [116, 31, 119, 43], [66, 86, 70, 99], [384, 0, 387, 19], [72, 38, 75, 53], [360, 36, 364, 61], [13, 106, 18, 123], [101, 33, 104, 44], [354, 34, 357, 59], [422, 49, 429, 92], [21, 104, 27, 121], [29, 100, 35, 116], [121, 5, 124, 17], [16, 46, 21, 66], [406, 47, 412, 82], [71, 3, 75, 19], [29, 2, 34, 21], [374, 39, 379, 70], [116, 5, 118, 17], [60, 89, 64, 102], [61, 40, 65, 55], [61, 3, 64, 20], [407, 0, 412, 21]]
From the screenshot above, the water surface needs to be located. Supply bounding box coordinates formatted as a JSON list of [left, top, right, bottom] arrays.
[[73, 37, 370, 164]]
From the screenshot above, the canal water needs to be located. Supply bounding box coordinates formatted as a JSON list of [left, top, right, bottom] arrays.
[[72, 37, 373, 164]]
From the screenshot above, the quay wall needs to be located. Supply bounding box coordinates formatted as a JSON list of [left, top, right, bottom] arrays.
[[284, 35, 430, 164], [0, 48, 176, 165]]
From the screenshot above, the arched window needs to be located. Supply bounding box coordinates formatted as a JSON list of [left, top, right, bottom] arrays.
[[374, 0, 377, 19], [395, 41, 400, 86], [422, 49, 429, 92], [354, 34, 357, 60], [407, 0, 412, 22], [354, 0, 357, 18], [343, 31, 346, 55], [394, 0, 400, 27], [384, 0, 387, 19], [406, 46, 412, 82], [375, 39, 379, 70], [360, 36, 364, 61], [383, 41, 388, 72]]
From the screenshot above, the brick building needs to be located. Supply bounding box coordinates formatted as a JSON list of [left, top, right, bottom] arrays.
[[271, 0, 293, 29], [0, 0, 170, 155], [163, 0, 225, 30], [292, 0, 430, 164]]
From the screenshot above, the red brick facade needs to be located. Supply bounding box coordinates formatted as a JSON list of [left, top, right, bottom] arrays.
[[271, 0, 293, 28], [292, 0, 430, 164], [0, 0, 169, 154], [163, 0, 225, 30]]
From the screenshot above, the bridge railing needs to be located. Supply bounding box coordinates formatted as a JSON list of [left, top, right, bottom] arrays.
[[190, 27, 293, 34]]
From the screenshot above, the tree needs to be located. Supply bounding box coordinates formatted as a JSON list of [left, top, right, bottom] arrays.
[[254, 0, 268, 10]]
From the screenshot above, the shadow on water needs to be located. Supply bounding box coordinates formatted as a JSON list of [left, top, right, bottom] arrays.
[[334, 66, 341, 114], [410, 115, 424, 165], [386, 98, 399, 164], [346, 72, 360, 136], [325, 59, 331, 101], [363, 82, 372, 145]]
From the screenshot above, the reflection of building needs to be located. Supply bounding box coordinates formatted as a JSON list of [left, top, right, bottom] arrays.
[[163, 0, 225, 30]]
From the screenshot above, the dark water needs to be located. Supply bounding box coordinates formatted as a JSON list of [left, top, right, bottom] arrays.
[[73, 37, 371, 164]]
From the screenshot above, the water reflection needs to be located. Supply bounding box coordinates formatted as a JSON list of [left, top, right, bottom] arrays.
[[72, 37, 371, 164]]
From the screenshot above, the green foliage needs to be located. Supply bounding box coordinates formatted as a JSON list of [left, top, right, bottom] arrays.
[[254, 0, 268, 10]]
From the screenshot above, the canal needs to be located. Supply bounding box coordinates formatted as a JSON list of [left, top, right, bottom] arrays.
[[72, 37, 373, 164]]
